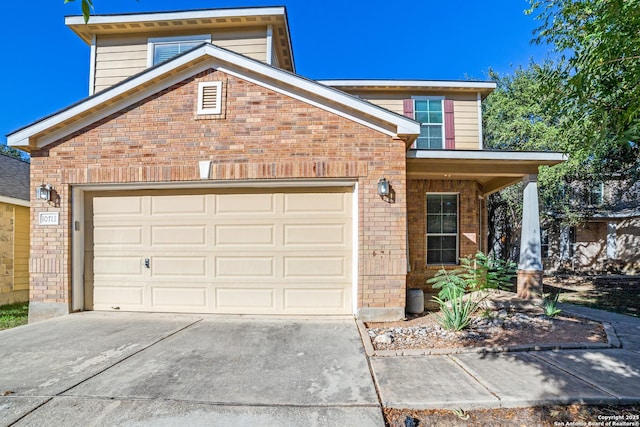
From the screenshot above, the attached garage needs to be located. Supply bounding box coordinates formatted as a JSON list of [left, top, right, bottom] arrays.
[[83, 187, 354, 315]]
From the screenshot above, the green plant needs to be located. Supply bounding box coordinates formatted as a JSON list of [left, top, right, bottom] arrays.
[[543, 292, 562, 317], [427, 252, 517, 331], [0, 302, 29, 331], [432, 293, 479, 331], [427, 252, 516, 301]]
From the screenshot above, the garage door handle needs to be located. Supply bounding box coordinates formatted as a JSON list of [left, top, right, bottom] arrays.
[[144, 258, 150, 269]]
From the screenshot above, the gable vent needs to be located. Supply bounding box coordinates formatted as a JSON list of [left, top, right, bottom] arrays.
[[197, 81, 222, 115]]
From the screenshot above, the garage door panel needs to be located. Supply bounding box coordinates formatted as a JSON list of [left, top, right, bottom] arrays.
[[150, 256, 208, 277], [151, 195, 207, 216], [283, 224, 348, 246], [91, 188, 353, 315], [216, 256, 275, 278], [216, 288, 276, 310], [94, 226, 144, 246], [94, 256, 144, 276], [151, 287, 208, 310], [94, 196, 144, 217], [151, 225, 207, 246], [215, 193, 275, 215], [215, 224, 275, 246], [284, 256, 348, 278], [94, 286, 144, 308], [283, 192, 349, 215]]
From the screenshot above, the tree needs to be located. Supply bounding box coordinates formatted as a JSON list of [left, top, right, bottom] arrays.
[[0, 144, 29, 162], [65, 0, 93, 24], [528, 0, 640, 174]]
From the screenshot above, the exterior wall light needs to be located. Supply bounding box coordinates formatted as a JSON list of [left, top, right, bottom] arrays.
[[36, 183, 53, 202], [377, 177, 390, 198]]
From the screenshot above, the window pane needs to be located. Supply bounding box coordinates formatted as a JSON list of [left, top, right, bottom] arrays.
[[441, 249, 457, 264], [415, 100, 429, 111], [427, 99, 442, 113], [442, 215, 457, 233], [427, 236, 443, 251], [427, 250, 442, 264], [154, 45, 180, 64], [426, 215, 442, 233], [442, 195, 457, 213], [429, 111, 443, 123], [415, 111, 430, 122], [426, 195, 441, 213], [426, 125, 442, 138]]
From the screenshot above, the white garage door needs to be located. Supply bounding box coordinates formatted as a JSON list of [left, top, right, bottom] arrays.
[[86, 188, 353, 315]]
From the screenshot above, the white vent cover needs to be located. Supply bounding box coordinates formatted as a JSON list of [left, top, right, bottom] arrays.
[[197, 81, 222, 115]]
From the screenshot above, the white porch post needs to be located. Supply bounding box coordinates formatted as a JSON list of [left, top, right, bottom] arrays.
[[517, 174, 544, 298], [607, 221, 617, 260]]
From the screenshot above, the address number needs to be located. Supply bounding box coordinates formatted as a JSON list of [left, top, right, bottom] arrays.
[[39, 212, 59, 226]]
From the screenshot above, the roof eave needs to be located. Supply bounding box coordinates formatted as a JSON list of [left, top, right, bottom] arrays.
[[8, 44, 419, 149]]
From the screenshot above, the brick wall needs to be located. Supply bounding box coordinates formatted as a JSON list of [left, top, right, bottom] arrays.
[[407, 179, 483, 300], [30, 68, 408, 312]]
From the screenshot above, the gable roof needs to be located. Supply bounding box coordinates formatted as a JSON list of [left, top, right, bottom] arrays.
[[0, 154, 30, 205], [66, 6, 296, 73], [7, 43, 420, 151]]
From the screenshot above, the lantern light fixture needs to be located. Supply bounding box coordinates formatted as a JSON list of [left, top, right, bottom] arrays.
[[36, 183, 53, 202], [377, 177, 390, 198]]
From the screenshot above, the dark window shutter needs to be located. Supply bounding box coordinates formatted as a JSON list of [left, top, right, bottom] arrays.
[[444, 99, 455, 149], [403, 99, 414, 119]]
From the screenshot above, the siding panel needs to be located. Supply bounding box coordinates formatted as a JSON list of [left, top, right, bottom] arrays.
[[13, 206, 29, 291]]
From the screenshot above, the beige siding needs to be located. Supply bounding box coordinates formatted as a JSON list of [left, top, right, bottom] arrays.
[[94, 36, 148, 93], [93, 28, 268, 93], [357, 92, 481, 150], [13, 206, 29, 291], [212, 29, 267, 62], [0, 202, 13, 298], [453, 98, 480, 150]]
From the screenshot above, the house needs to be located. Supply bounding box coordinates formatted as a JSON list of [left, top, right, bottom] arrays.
[[7, 7, 564, 323], [543, 179, 640, 273], [0, 154, 30, 305]]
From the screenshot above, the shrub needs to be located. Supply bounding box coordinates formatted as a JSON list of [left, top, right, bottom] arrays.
[[427, 252, 517, 331], [543, 292, 562, 317]]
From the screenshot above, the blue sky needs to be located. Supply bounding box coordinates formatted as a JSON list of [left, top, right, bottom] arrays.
[[0, 0, 551, 142]]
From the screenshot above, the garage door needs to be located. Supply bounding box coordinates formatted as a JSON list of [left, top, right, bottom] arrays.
[[86, 188, 353, 315]]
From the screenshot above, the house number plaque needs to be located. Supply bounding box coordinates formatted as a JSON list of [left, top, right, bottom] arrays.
[[39, 212, 59, 226]]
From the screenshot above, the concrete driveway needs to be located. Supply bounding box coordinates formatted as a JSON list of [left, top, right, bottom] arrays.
[[0, 312, 383, 426]]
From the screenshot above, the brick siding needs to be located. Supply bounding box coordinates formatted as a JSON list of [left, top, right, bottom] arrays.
[[30, 69, 408, 311], [407, 179, 483, 300]]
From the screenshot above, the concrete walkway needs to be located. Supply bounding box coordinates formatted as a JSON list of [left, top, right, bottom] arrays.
[[370, 304, 640, 410], [0, 313, 382, 426]]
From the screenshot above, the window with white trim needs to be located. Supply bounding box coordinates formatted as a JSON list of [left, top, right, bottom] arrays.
[[197, 81, 223, 115], [415, 98, 444, 149], [148, 35, 211, 66], [426, 193, 458, 264]]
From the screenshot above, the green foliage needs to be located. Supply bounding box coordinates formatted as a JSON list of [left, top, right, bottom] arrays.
[[427, 252, 516, 331], [0, 302, 29, 331], [0, 144, 29, 162], [427, 252, 516, 301], [543, 292, 562, 317], [65, 0, 93, 23], [432, 291, 479, 332], [527, 0, 640, 173]]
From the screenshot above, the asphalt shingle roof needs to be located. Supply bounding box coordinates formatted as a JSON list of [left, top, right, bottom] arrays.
[[0, 154, 30, 201]]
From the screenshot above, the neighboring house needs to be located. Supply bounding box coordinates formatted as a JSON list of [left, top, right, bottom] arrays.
[[7, 7, 564, 322], [543, 179, 640, 273], [0, 154, 30, 305]]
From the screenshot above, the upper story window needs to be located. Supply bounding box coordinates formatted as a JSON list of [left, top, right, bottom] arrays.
[[148, 35, 211, 66], [404, 97, 455, 149], [415, 98, 444, 149]]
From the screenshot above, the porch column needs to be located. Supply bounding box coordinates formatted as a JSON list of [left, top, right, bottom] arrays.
[[559, 226, 571, 261], [517, 174, 543, 299], [607, 221, 617, 260]]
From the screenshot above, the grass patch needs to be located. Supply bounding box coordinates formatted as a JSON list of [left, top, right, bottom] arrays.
[[544, 276, 640, 318], [0, 302, 29, 331]]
